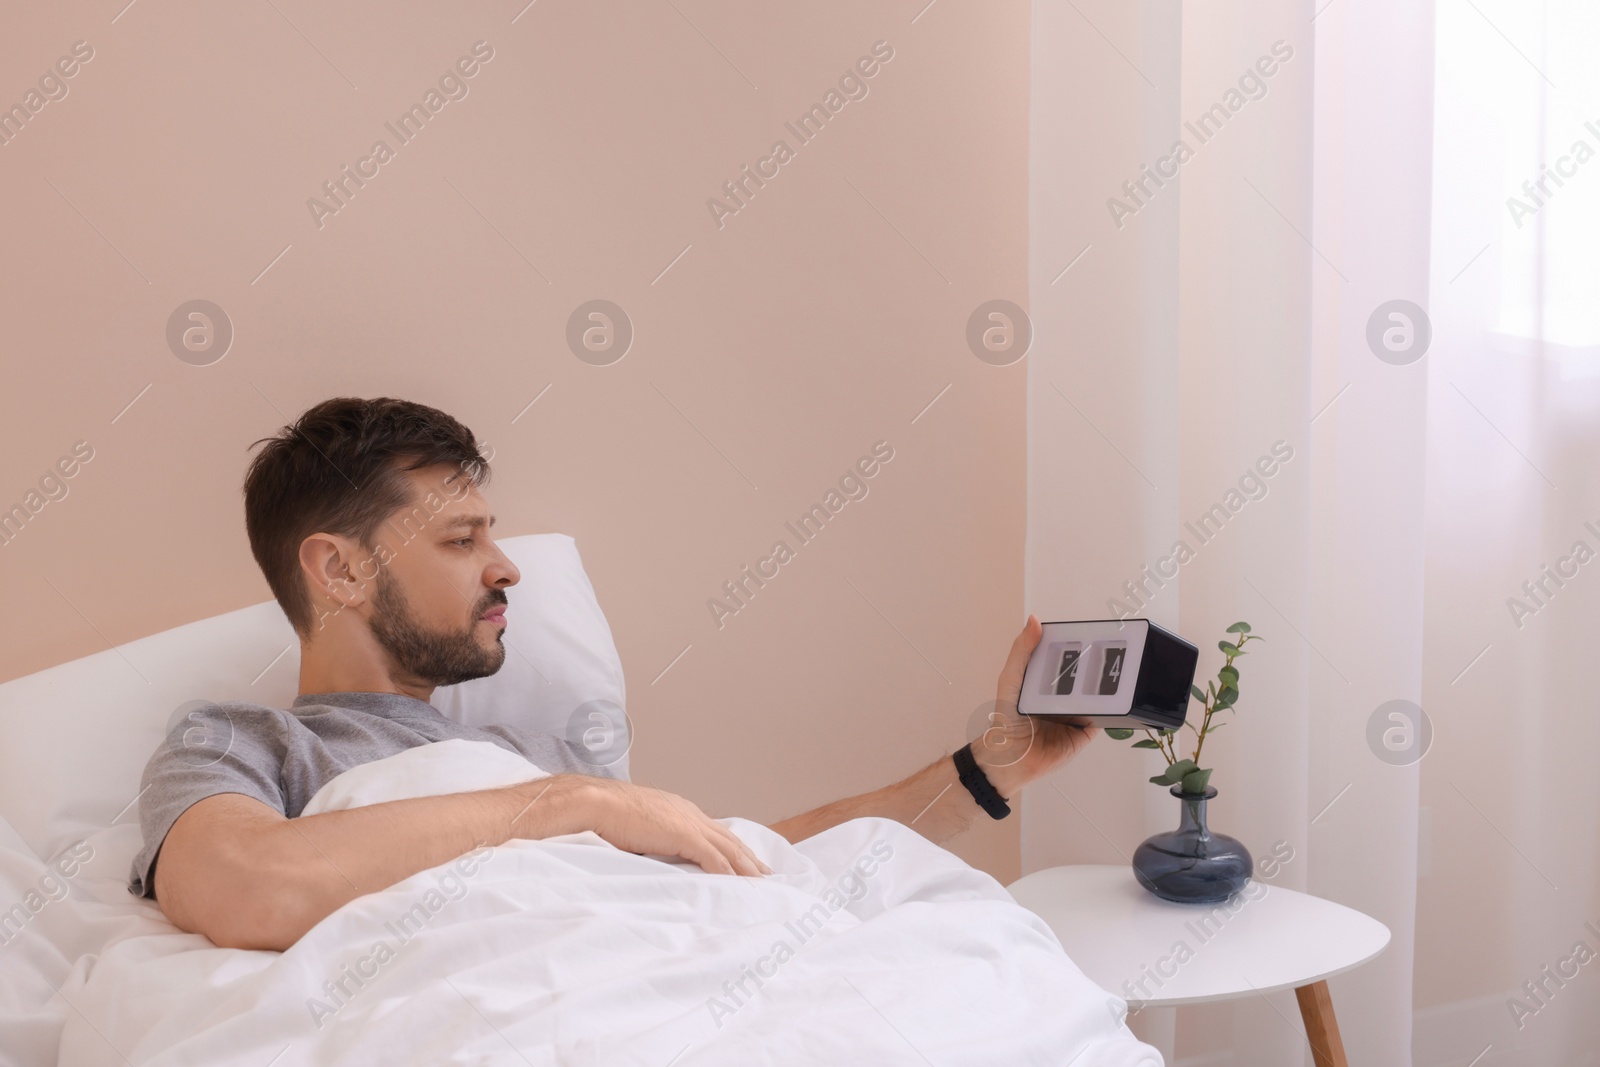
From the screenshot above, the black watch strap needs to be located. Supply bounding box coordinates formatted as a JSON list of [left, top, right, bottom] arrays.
[[953, 742, 1012, 820]]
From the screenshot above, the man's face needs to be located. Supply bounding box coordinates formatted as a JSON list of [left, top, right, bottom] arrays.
[[360, 465, 520, 687]]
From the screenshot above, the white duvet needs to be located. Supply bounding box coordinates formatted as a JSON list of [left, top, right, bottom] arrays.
[[39, 741, 1160, 1066]]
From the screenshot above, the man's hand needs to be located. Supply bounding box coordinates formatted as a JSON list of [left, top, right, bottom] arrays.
[[579, 778, 772, 877], [975, 614, 1098, 798]]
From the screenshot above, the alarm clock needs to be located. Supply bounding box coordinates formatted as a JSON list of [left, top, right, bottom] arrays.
[[1018, 619, 1199, 731]]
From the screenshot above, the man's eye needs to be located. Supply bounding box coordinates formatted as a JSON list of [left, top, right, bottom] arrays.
[[452, 538, 473, 547]]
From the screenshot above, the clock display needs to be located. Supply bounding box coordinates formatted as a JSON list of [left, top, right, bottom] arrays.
[[1053, 647, 1082, 694], [1018, 619, 1198, 730]]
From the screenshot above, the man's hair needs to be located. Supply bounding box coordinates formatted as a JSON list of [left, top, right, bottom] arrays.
[[243, 397, 491, 636]]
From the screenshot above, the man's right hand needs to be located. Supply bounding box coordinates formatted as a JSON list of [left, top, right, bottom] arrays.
[[546, 777, 772, 878]]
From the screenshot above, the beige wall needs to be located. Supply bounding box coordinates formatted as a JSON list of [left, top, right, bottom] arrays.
[[0, 2, 1031, 880]]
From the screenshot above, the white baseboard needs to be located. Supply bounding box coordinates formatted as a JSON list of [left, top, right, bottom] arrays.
[[1173, 1053, 1236, 1067], [1412, 992, 1503, 1067], [1413, 988, 1600, 1067]]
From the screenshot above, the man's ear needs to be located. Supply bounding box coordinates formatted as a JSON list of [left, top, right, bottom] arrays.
[[299, 532, 370, 617]]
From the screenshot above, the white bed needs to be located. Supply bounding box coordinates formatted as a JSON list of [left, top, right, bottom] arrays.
[[0, 534, 1160, 1065]]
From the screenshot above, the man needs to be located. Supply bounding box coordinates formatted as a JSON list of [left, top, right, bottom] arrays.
[[131, 397, 1095, 952]]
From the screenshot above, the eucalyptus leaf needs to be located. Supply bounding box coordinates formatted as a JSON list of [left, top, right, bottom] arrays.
[[1154, 759, 1198, 785], [1218, 641, 1242, 656], [1216, 686, 1239, 707], [1105, 728, 1135, 740], [1131, 739, 1162, 749], [1180, 767, 1213, 793], [1190, 684, 1207, 703], [1218, 666, 1239, 687], [1226, 622, 1251, 634]]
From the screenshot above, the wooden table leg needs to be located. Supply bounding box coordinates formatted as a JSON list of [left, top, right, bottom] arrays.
[[1294, 980, 1349, 1067]]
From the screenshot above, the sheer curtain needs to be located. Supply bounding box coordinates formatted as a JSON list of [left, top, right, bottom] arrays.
[[1029, 0, 1597, 1063], [1416, 1, 1600, 1064]]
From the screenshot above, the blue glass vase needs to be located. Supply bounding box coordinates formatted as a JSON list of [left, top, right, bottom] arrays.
[[1131, 785, 1253, 904]]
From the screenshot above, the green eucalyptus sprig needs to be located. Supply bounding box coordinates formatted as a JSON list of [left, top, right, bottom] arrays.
[[1105, 621, 1263, 795]]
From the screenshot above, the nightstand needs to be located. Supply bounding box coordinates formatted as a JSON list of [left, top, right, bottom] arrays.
[[1008, 865, 1390, 1067]]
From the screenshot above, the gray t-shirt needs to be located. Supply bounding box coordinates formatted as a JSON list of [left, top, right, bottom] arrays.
[[129, 690, 621, 900]]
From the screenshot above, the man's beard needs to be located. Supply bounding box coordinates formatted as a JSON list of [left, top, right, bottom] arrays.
[[368, 574, 507, 687]]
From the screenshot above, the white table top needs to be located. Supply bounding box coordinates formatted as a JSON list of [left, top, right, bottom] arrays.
[[1006, 865, 1390, 1007]]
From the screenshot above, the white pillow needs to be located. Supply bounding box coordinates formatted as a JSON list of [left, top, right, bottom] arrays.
[[0, 533, 628, 861]]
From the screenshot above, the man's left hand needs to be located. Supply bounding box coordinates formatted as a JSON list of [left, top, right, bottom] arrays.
[[973, 614, 1098, 799]]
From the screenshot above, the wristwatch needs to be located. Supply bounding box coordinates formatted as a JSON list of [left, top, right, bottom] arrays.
[[953, 742, 1012, 820]]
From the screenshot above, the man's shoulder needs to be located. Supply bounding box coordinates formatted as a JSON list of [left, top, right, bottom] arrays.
[[167, 699, 295, 728], [185, 698, 292, 713], [152, 699, 297, 760]]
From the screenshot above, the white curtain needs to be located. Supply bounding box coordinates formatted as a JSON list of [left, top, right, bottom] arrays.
[[1416, 1, 1600, 1063], [1028, 0, 1595, 1063]]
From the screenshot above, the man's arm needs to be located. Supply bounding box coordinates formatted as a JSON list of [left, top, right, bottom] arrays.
[[768, 616, 1096, 845], [767, 748, 1015, 846], [155, 774, 769, 951]]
